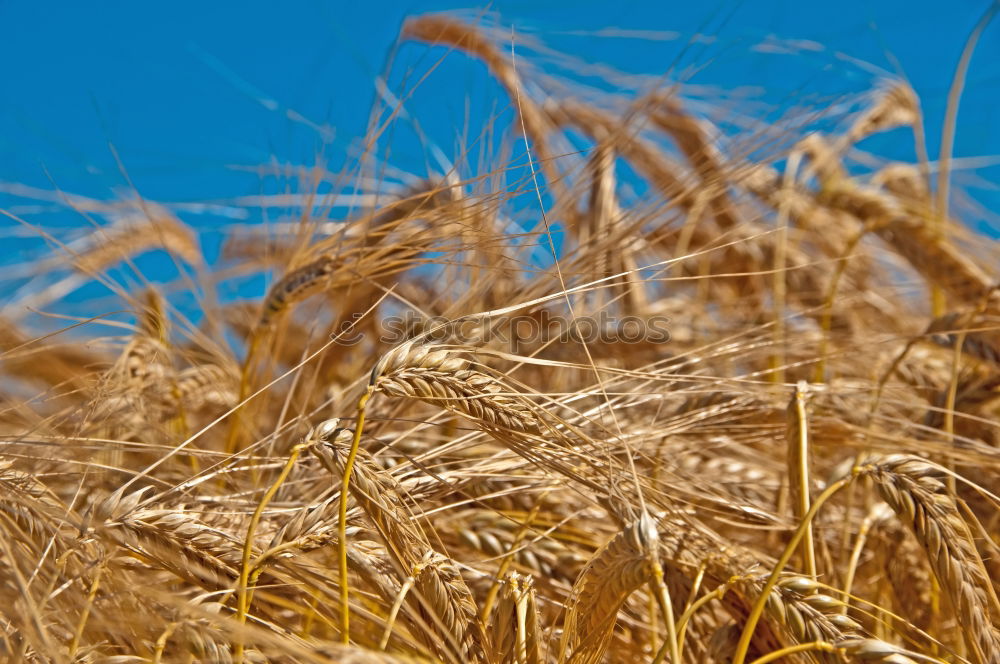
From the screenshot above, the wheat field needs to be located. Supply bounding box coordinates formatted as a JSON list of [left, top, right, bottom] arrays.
[[1, 11, 999, 664]]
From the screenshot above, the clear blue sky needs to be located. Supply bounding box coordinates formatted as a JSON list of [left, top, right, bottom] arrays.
[[1, 0, 999, 237]]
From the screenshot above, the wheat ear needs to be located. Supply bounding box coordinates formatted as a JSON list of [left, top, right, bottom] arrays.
[[402, 15, 565, 204], [869, 458, 1000, 664], [490, 572, 541, 664], [558, 514, 664, 664], [375, 349, 539, 433]]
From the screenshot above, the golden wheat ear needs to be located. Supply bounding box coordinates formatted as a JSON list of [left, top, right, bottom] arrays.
[[557, 515, 665, 664], [489, 572, 541, 664], [373, 344, 539, 433], [869, 457, 1000, 664]]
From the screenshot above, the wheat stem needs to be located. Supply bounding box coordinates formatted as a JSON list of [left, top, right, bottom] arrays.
[[934, 3, 1000, 315], [674, 562, 707, 660], [339, 387, 372, 645], [788, 381, 817, 580], [379, 574, 415, 651], [732, 472, 858, 664], [748, 640, 839, 664], [225, 330, 262, 456], [649, 557, 681, 664], [234, 441, 308, 663], [68, 563, 104, 659]]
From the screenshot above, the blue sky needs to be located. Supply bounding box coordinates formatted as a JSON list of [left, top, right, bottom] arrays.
[[1, 0, 998, 239]]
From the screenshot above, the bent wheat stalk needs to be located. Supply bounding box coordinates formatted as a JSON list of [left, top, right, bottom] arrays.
[[316, 419, 484, 662], [732, 455, 899, 664], [233, 438, 312, 663], [558, 513, 675, 664], [336, 338, 540, 645]]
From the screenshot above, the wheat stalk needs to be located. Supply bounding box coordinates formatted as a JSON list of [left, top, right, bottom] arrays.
[[314, 420, 486, 663]]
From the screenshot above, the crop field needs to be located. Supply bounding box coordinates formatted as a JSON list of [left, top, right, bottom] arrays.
[[1, 10, 999, 664]]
